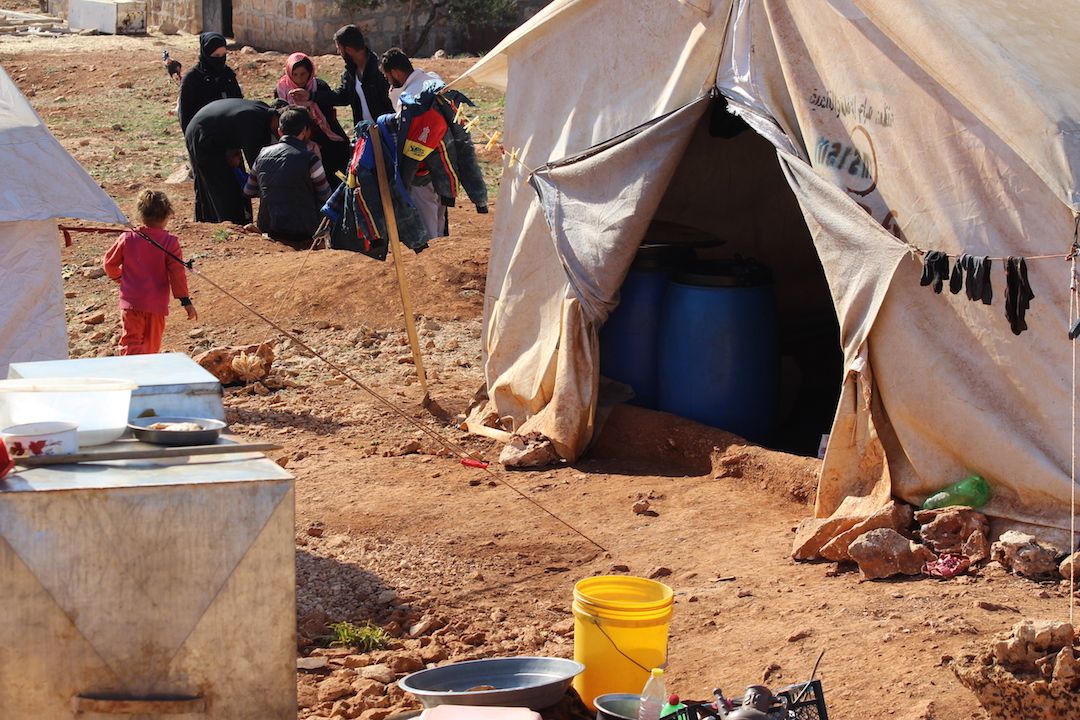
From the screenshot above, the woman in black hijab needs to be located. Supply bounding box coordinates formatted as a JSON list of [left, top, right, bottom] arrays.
[[178, 32, 243, 133]]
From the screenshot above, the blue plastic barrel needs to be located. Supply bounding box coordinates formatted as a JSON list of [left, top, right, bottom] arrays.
[[656, 262, 779, 442], [599, 247, 688, 408], [599, 269, 668, 408]]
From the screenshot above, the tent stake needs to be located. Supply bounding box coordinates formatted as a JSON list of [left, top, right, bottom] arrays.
[[367, 125, 431, 403]]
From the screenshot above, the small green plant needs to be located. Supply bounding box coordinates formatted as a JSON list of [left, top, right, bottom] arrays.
[[212, 228, 230, 243], [328, 621, 392, 651]]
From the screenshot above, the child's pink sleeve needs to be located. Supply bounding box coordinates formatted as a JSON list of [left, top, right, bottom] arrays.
[[166, 236, 190, 299], [103, 233, 125, 280]]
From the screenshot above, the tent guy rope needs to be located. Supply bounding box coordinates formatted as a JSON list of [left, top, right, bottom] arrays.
[[58, 225, 609, 555]]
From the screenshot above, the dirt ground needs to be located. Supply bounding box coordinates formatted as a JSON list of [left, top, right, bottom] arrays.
[[3, 31, 1076, 720]]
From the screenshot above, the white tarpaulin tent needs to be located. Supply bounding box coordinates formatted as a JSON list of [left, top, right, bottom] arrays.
[[456, 0, 1080, 544], [0, 63, 127, 376]]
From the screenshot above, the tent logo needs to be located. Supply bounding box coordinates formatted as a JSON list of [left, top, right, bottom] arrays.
[[814, 125, 877, 197]]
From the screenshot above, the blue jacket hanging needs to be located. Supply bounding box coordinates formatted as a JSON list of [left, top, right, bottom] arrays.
[[321, 118, 430, 259]]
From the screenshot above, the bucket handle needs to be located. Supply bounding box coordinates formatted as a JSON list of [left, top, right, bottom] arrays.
[[589, 616, 665, 674]]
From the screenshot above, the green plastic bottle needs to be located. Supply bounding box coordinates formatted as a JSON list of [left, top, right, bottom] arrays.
[[921, 474, 991, 510]]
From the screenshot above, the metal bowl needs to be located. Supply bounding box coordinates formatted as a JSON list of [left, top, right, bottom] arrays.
[[398, 656, 585, 710], [594, 693, 639, 720], [127, 417, 226, 446]]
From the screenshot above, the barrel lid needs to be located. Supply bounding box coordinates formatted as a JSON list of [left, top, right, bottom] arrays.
[[673, 258, 773, 287], [632, 244, 692, 272]]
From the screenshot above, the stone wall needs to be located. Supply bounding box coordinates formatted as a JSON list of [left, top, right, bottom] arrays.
[[233, 0, 552, 56], [49, 0, 551, 56]]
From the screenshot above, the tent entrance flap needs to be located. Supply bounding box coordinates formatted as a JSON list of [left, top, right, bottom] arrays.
[[627, 97, 841, 456], [532, 94, 841, 457]]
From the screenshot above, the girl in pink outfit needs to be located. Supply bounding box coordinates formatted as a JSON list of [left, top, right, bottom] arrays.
[[103, 190, 198, 355]]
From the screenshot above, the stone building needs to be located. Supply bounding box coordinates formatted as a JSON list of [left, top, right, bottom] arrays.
[[48, 0, 550, 56]]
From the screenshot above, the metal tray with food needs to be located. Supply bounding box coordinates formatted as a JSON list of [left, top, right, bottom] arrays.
[[127, 417, 226, 446]]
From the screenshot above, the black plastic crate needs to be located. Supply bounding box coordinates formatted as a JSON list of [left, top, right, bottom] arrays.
[[659, 680, 827, 720]]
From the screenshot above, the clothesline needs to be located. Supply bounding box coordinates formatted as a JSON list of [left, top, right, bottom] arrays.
[[908, 245, 1069, 262], [449, 100, 539, 177]]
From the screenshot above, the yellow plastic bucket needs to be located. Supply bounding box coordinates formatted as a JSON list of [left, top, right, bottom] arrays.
[[572, 575, 674, 709]]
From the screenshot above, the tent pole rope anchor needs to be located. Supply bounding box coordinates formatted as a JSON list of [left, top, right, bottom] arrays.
[[367, 124, 432, 409]]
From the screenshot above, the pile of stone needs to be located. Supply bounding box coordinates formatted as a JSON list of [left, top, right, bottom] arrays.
[[792, 500, 1080, 582], [951, 619, 1079, 720]]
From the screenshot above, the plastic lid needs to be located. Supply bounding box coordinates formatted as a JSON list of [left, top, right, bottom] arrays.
[[0, 377, 137, 392]]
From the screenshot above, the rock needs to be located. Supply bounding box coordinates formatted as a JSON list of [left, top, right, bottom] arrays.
[[499, 432, 560, 468], [792, 515, 863, 561], [847, 528, 937, 580], [331, 698, 361, 718], [359, 709, 391, 720], [610, 563, 630, 572], [189, 328, 205, 338], [343, 655, 370, 669], [299, 609, 331, 639], [1059, 552, 1080, 583], [915, 507, 990, 560], [297, 681, 319, 709], [991, 530, 1061, 579], [787, 629, 812, 642], [632, 499, 651, 515], [316, 320, 331, 329], [954, 620, 1078, 719], [396, 440, 421, 455], [376, 589, 397, 605], [352, 676, 383, 696], [298, 656, 330, 671], [648, 566, 672, 579], [306, 521, 325, 537], [819, 500, 914, 562], [360, 664, 396, 684], [317, 674, 356, 703], [239, 45, 257, 54], [82, 311, 105, 325], [89, 330, 108, 343], [158, 18, 178, 34], [462, 631, 486, 646], [974, 600, 1019, 613], [64, 291, 77, 298], [194, 343, 274, 385], [409, 617, 443, 637], [420, 642, 447, 663], [387, 653, 424, 674], [433, 49, 448, 58]]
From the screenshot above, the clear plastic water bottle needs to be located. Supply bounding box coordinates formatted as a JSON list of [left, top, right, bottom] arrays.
[[637, 668, 666, 720], [921, 474, 991, 510]]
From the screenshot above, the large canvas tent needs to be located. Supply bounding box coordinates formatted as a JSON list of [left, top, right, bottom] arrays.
[[456, 0, 1080, 544], [0, 63, 126, 376]]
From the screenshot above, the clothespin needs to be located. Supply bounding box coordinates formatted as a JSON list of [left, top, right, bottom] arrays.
[[484, 131, 502, 151], [454, 104, 467, 124], [507, 148, 519, 168], [463, 117, 478, 132], [335, 171, 347, 182]]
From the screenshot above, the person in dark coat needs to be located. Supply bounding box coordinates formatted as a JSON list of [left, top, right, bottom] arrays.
[[178, 32, 244, 133], [274, 52, 351, 188], [244, 107, 333, 242], [184, 99, 280, 224], [330, 25, 393, 129]]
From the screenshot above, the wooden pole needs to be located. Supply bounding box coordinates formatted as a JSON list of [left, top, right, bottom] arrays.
[[367, 125, 430, 400]]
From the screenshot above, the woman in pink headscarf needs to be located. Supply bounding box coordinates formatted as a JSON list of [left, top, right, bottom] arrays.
[[276, 53, 351, 187]]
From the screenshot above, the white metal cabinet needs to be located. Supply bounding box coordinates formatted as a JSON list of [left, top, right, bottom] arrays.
[[0, 453, 296, 719]]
